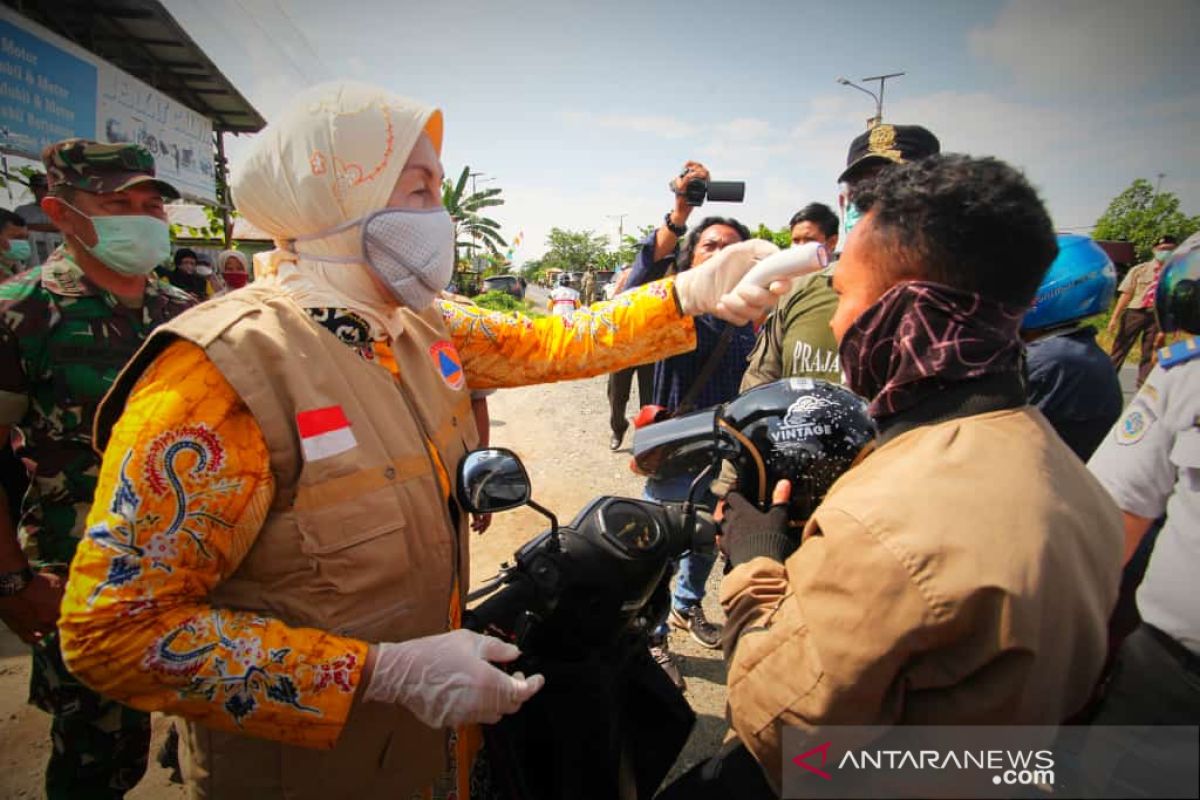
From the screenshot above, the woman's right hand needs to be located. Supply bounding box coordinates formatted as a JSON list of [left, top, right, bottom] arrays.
[[362, 629, 544, 728]]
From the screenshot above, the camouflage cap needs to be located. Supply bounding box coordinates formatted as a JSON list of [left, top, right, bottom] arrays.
[[41, 139, 180, 199]]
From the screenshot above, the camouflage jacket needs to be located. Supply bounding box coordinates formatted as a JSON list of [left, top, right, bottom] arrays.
[[0, 247, 195, 567], [0, 254, 23, 280]]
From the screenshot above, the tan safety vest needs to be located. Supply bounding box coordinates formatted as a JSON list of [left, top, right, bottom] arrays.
[[96, 285, 480, 799]]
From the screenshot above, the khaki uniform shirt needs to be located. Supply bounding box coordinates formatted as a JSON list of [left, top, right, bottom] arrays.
[[1118, 260, 1160, 310], [720, 407, 1123, 790]]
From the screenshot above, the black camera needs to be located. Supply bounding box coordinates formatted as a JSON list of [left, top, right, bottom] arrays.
[[674, 174, 745, 207]]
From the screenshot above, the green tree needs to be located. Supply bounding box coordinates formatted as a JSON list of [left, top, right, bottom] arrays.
[[169, 204, 241, 244], [0, 164, 42, 192], [520, 258, 545, 282], [752, 223, 792, 249], [592, 224, 657, 272], [1092, 179, 1199, 262], [442, 166, 508, 264], [542, 227, 608, 273], [481, 251, 512, 277]]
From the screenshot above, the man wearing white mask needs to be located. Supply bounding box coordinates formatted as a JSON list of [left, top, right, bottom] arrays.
[[56, 82, 796, 799], [0, 139, 194, 798]]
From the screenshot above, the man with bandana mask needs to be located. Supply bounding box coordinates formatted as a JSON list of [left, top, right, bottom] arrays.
[[0, 140, 195, 799], [53, 81, 797, 800], [739, 124, 940, 392], [666, 155, 1125, 798], [711, 125, 939, 502]]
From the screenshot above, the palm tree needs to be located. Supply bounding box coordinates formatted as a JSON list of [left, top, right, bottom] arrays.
[[442, 166, 508, 266]]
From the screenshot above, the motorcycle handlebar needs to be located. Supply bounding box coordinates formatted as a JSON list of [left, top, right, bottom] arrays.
[[659, 502, 718, 557]]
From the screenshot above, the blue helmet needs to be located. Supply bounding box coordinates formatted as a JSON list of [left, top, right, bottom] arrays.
[[1022, 234, 1117, 331], [1155, 232, 1200, 334]]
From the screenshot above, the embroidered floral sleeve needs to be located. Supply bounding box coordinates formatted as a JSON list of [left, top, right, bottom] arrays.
[[59, 340, 368, 750], [440, 277, 696, 390]]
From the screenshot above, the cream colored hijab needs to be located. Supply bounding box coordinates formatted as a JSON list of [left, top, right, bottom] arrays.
[[231, 80, 444, 337]]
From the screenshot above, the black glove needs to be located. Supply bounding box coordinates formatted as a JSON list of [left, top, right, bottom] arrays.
[[719, 491, 796, 567]]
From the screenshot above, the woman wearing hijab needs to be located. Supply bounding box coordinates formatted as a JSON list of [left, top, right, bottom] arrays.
[[217, 249, 250, 292], [57, 82, 792, 799]]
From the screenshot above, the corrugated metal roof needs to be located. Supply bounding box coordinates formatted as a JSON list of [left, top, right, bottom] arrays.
[[2, 0, 265, 133]]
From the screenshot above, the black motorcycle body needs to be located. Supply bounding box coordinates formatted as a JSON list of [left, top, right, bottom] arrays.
[[458, 451, 716, 800]]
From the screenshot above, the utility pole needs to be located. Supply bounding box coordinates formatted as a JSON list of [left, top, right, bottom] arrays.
[[837, 72, 906, 128], [607, 213, 628, 250], [1156, 172, 1166, 194], [214, 130, 233, 248]]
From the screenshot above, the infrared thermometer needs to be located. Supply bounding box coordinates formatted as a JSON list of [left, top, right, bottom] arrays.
[[740, 241, 829, 290]]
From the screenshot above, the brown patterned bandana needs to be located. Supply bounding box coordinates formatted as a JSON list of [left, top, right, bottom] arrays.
[[838, 281, 1026, 419]]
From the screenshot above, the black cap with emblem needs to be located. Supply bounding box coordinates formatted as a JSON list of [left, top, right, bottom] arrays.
[[838, 123, 941, 184]]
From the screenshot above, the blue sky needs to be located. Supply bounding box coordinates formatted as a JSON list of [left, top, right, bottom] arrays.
[[163, 0, 1198, 260]]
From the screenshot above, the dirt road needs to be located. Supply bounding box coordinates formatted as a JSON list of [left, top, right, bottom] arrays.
[[0, 373, 728, 796]]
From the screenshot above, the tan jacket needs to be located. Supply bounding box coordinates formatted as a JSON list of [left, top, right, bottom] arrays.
[[96, 286, 480, 799], [720, 407, 1123, 789]]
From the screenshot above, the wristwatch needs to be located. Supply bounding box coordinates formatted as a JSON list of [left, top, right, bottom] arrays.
[[663, 212, 687, 238], [0, 566, 34, 597]]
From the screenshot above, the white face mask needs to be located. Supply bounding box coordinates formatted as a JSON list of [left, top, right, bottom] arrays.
[[295, 207, 455, 310]]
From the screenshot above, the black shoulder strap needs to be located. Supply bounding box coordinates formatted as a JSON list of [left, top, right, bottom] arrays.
[[674, 326, 735, 415]]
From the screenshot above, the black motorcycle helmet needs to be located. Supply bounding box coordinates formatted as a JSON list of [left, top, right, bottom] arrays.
[[715, 379, 875, 519], [1154, 232, 1200, 335]]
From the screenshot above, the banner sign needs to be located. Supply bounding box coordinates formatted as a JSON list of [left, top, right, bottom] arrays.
[[0, 9, 216, 201]]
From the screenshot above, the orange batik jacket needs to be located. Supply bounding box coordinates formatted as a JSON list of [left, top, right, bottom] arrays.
[[59, 280, 693, 750]]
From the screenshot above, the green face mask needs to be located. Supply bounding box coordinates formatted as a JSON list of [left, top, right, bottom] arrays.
[[63, 201, 171, 276], [843, 201, 864, 237], [4, 239, 31, 262], [1154, 249, 1174, 264]]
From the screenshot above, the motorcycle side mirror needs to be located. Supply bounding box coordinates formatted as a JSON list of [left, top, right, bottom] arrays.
[[457, 448, 532, 514]]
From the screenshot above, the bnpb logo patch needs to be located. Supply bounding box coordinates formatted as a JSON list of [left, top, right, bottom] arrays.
[[429, 340, 465, 390]]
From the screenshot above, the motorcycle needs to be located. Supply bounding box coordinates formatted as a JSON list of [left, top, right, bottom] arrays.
[[458, 447, 719, 800], [463, 380, 878, 799]]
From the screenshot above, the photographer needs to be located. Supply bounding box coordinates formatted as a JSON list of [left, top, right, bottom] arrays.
[[624, 161, 766, 685]]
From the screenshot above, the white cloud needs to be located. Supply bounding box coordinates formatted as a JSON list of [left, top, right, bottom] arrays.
[[560, 112, 699, 139], [887, 91, 1076, 166], [968, 0, 1199, 93], [713, 118, 774, 141]]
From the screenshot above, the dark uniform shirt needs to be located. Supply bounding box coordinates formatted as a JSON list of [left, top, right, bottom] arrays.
[[1026, 325, 1124, 461], [625, 229, 754, 412], [0, 247, 195, 566]]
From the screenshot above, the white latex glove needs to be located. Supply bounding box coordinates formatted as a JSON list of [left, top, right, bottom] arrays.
[[363, 629, 545, 728], [674, 239, 789, 325]]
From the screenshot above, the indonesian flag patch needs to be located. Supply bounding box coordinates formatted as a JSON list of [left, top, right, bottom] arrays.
[[296, 405, 357, 461], [429, 340, 465, 390]]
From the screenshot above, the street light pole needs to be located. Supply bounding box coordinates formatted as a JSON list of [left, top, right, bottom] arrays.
[[837, 71, 906, 127], [466, 170, 489, 269]]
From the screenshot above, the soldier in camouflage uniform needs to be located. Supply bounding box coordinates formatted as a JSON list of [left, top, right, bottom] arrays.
[[0, 140, 195, 799]]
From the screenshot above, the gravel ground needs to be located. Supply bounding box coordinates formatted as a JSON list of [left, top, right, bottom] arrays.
[[0, 372, 728, 797]]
